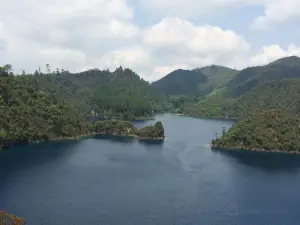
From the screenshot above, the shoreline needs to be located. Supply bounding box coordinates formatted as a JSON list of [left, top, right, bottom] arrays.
[[177, 113, 238, 121], [1, 132, 165, 150], [210, 144, 300, 155]]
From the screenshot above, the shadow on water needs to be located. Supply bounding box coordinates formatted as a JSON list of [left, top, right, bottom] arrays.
[[0, 140, 80, 192], [93, 134, 135, 144], [211, 148, 300, 173], [138, 139, 164, 152]]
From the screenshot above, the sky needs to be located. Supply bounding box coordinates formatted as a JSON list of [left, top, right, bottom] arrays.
[[0, 0, 300, 81]]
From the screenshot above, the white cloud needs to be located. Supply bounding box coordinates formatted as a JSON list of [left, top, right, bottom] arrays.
[[142, 17, 250, 78], [152, 64, 189, 81], [98, 46, 151, 74], [251, 0, 300, 29], [1, 0, 299, 81], [39, 47, 87, 70], [136, 0, 300, 29], [250, 44, 300, 66]]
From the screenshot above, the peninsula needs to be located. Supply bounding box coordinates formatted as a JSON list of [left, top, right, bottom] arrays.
[[93, 120, 165, 140], [211, 110, 300, 154]]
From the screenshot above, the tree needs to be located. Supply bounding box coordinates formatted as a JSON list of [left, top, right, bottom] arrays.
[[45, 64, 50, 74]]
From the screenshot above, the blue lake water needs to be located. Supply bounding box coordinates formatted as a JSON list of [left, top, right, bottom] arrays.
[[1, 114, 300, 225]]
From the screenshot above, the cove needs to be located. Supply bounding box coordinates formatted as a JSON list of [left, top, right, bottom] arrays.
[[1, 114, 300, 225]]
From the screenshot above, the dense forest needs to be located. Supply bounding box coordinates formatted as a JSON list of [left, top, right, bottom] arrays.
[[29, 66, 169, 119], [211, 110, 300, 153], [0, 74, 90, 145], [151, 65, 238, 96], [94, 120, 164, 139], [0, 64, 168, 147], [161, 56, 300, 119]]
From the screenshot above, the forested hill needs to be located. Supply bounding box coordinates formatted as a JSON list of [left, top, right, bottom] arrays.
[[211, 109, 300, 153], [0, 74, 89, 143], [151, 69, 208, 95], [28, 66, 169, 120], [0, 65, 169, 146], [151, 66, 238, 96], [184, 56, 300, 118], [193, 65, 239, 90], [226, 56, 300, 97]]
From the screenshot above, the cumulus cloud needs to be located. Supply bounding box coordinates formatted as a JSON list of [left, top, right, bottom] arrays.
[[135, 0, 300, 29], [98, 46, 152, 75], [0, 0, 299, 80], [250, 44, 300, 66], [141, 17, 250, 79], [251, 0, 300, 29]]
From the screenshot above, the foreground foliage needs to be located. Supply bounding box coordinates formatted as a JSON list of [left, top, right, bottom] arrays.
[[0, 211, 25, 225], [211, 110, 300, 152]]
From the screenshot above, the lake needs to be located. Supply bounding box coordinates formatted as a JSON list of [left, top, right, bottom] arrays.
[[1, 114, 300, 225]]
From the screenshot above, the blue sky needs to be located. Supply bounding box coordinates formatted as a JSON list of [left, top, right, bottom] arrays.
[[0, 0, 300, 81]]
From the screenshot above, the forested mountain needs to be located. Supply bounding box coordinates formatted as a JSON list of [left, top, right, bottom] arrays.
[[152, 65, 238, 96], [29, 67, 169, 120], [0, 65, 169, 147], [151, 69, 208, 95], [184, 56, 300, 118], [0, 75, 89, 144], [227, 56, 300, 97], [194, 65, 239, 90], [211, 109, 300, 152]]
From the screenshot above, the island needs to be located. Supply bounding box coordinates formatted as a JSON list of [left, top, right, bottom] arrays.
[[211, 109, 300, 154], [93, 120, 165, 140], [0, 211, 25, 225]]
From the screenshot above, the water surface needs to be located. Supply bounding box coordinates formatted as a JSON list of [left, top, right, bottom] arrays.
[[1, 114, 300, 225]]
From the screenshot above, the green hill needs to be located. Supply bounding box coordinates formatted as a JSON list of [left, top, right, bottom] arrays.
[[211, 109, 300, 153], [186, 56, 300, 118], [0, 75, 89, 145], [194, 65, 239, 90], [227, 56, 300, 97], [151, 69, 208, 95], [152, 65, 238, 96], [30, 67, 168, 120]]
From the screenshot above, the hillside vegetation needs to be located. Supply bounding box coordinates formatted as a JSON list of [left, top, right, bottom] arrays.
[[93, 120, 165, 139], [152, 65, 238, 96], [227, 56, 300, 97], [185, 56, 300, 118], [151, 69, 207, 95], [211, 110, 300, 153], [194, 65, 239, 90], [0, 65, 168, 147], [30, 67, 169, 119], [0, 75, 89, 145]]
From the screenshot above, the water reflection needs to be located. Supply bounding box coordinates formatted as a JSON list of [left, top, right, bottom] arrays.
[[93, 135, 135, 144], [0, 141, 80, 192], [212, 148, 300, 173]]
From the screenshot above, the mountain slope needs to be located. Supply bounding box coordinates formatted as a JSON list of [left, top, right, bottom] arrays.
[[0, 75, 88, 143], [227, 56, 300, 97], [211, 109, 300, 152], [152, 65, 238, 96], [194, 65, 239, 90], [187, 78, 300, 119], [30, 67, 168, 119], [151, 69, 208, 95]]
